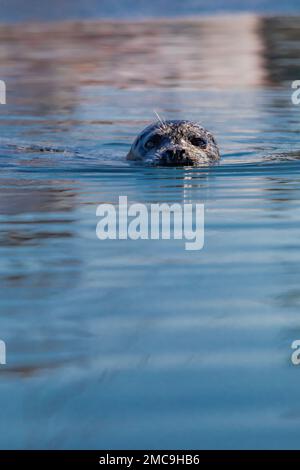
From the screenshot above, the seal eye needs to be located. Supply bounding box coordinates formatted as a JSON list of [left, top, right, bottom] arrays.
[[190, 136, 207, 148], [145, 134, 161, 150]]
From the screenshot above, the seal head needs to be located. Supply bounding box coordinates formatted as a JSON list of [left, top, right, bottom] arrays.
[[127, 120, 220, 167]]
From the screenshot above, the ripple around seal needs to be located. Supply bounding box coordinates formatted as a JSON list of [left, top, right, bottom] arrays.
[[1, 15, 300, 449]]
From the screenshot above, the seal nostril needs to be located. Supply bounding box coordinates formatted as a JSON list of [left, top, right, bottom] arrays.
[[164, 150, 176, 162], [165, 149, 185, 160], [162, 149, 186, 165], [174, 149, 185, 161], [165, 150, 175, 160]]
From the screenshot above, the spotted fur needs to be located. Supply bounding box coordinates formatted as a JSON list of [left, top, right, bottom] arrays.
[[127, 120, 220, 167]]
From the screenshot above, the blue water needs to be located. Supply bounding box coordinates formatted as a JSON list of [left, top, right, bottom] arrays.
[[2, 0, 300, 22], [1, 15, 300, 449]]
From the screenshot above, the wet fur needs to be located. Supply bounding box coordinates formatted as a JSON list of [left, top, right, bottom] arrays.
[[127, 120, 220, 167]]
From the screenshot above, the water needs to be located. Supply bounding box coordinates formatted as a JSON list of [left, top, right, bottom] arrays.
[[2, 0, 300, 22], [1, 15, 300, 449]]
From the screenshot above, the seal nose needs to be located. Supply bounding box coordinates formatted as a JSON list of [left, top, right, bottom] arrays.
[[163, 148, 186, 165]]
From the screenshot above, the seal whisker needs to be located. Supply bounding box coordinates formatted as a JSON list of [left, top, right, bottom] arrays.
[[154, 110, 166, 130]]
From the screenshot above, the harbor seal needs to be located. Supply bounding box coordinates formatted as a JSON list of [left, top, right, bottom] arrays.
[[127, 120, 220, 167]]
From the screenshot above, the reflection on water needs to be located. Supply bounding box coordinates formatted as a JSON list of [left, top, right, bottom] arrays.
[[1, 15, 300, 449]]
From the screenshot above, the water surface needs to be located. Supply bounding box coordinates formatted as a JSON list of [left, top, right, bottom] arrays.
[[1, 15, 300, 449]]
